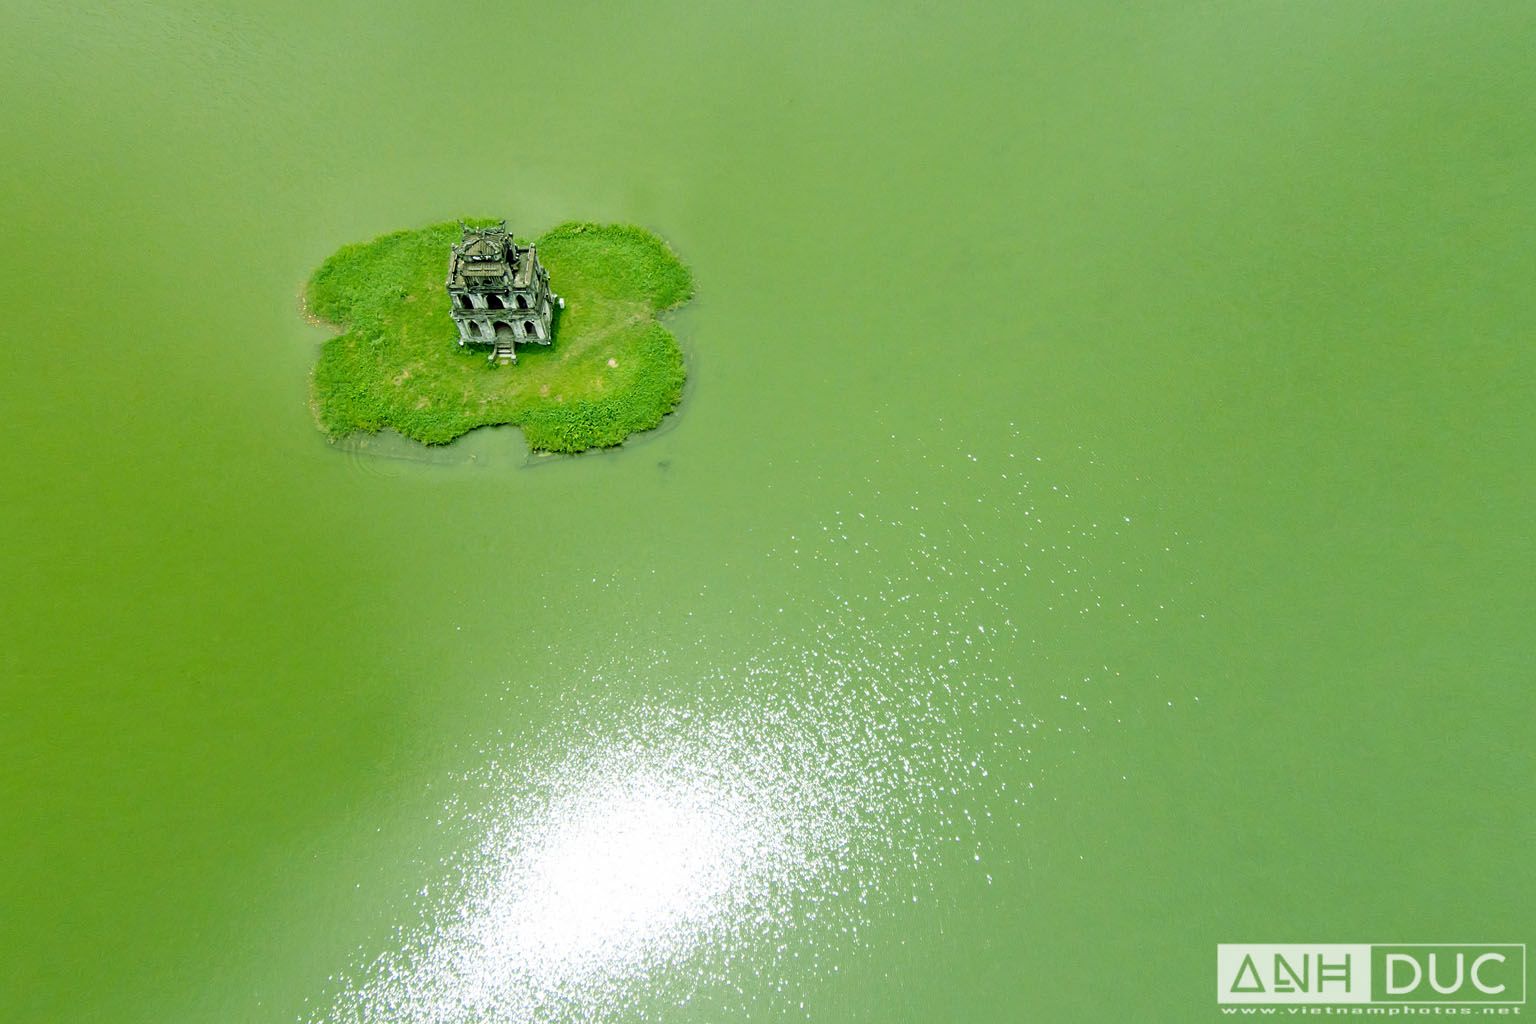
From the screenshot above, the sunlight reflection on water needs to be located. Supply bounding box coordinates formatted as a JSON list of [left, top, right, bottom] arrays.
[[318, 683, 909, 1024], [309, 438, 1192, 1023]]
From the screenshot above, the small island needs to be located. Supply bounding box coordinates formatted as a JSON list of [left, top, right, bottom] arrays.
[[305, 219, 694, 452]]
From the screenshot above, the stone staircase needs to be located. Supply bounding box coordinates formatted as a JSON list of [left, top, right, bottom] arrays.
[[490, 338, 516, 365]]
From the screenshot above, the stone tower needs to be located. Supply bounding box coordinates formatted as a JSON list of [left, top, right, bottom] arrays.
[[445, 222, 560, 364]]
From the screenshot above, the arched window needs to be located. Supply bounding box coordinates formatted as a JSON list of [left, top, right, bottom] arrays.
[[516, 294, 530, 310], [458, 294, 474, 310], [486, 294, 506, 310], [523, 320, 538, 338], [467, 321, 481, 338]]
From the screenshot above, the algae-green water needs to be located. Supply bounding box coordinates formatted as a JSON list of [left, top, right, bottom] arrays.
[[2, 4, 1532, 1022]]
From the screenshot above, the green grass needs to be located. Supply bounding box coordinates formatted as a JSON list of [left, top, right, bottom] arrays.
[[305, 220, 694, 451]]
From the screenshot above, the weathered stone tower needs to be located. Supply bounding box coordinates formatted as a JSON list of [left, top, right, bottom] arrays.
[[445, 222, 560, 364]]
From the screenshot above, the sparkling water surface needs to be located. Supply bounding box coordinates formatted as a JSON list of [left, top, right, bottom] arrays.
[[307, 444, 1188, 1022]]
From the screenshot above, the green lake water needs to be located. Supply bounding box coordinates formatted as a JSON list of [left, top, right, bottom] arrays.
[[2, 3, 1532, 1021]]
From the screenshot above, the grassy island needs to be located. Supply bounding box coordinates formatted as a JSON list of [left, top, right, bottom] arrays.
[[305, 220, 694, 451]]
